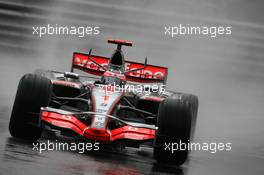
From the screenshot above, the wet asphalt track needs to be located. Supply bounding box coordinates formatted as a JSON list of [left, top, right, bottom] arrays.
[[0, 0, 264, 174]]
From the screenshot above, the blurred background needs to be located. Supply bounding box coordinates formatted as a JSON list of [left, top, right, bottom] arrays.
[[0, 0, 264, 175]]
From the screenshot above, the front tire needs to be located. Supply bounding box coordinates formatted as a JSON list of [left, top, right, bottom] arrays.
[[9, 74, 52, 140], [154, 94, 198, 165]]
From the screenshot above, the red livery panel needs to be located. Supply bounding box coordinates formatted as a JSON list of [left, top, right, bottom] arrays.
[[72, 52, 168, 84], [41, 111, 156, 142]]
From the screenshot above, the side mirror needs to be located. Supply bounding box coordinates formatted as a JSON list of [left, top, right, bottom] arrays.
[[64, 72, 79, 80]]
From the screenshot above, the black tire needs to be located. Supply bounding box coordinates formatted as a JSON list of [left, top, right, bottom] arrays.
[[154, 94, 198, 165], [9, 74, 52, 140]]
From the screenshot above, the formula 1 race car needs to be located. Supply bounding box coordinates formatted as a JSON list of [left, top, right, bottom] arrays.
[[9, 39, 198, 165]]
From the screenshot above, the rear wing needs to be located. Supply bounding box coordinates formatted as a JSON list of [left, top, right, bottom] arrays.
[[71, 52, 168, 84]]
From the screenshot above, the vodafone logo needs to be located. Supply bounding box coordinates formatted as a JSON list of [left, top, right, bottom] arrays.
[[62, 115, 72, 120], [74, 56, 108, 71], [128, 126, 138, 131], [74, 54, 166, 80], [125, 63, 164, 79]]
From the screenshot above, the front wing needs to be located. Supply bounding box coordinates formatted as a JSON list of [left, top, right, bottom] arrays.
[[40, 107, 156, 143]]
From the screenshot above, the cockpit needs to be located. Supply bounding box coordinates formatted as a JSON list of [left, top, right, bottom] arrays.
[[100, 75, 125, 86]]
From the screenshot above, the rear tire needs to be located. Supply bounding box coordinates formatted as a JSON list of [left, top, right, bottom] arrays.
[[154, 94, 198, 165], [9, 74, 52, 140]]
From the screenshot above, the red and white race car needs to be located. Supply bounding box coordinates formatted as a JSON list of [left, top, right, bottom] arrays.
[[9, 40, 198, 165]]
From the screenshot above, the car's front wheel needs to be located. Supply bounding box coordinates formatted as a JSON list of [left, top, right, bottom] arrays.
[[153, 94, 198, 165], [9, 74, 52, 141]]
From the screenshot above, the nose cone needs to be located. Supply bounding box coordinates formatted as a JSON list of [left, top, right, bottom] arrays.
[[83, 127, 111, 142]]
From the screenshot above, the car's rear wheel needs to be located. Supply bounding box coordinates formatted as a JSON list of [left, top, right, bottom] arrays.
[[9, 74, 52, 140], [153, 94, 198, 165]]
